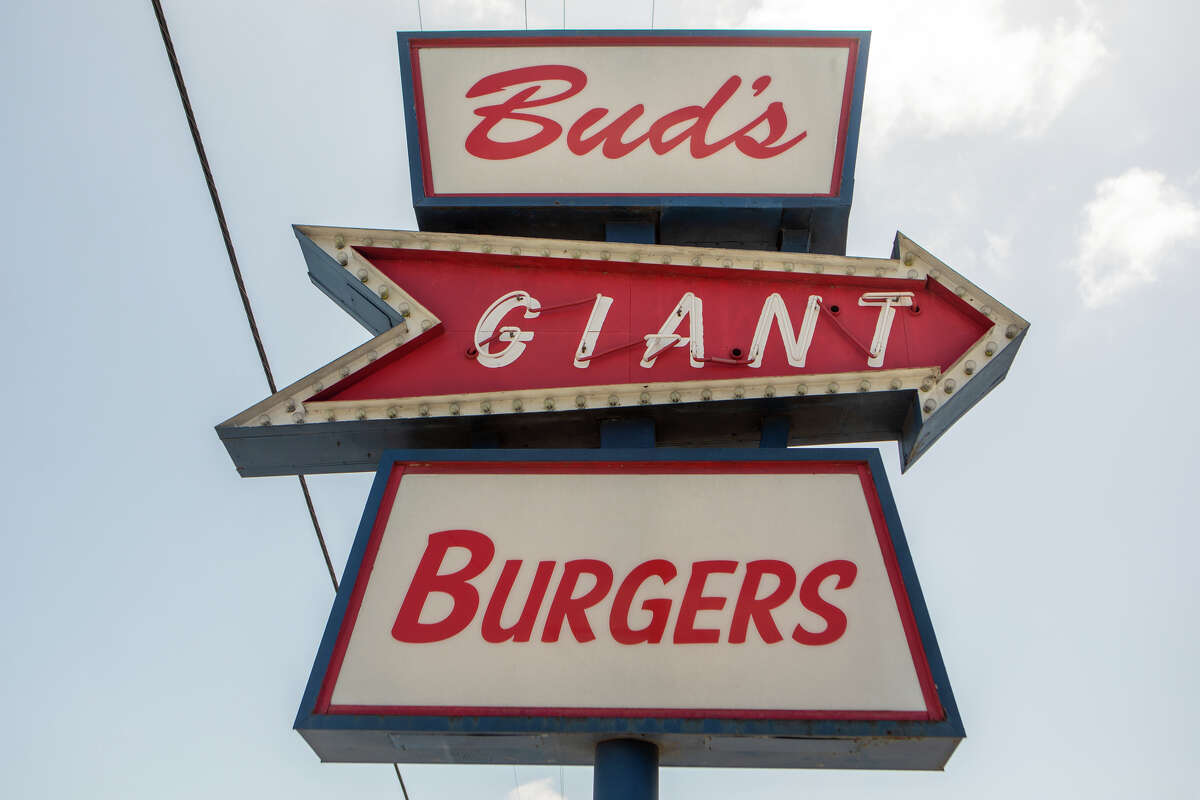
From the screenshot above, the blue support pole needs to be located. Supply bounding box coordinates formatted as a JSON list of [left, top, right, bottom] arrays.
[[605, 221, 656, 244], [759, 415, 790, 448], [595, 214, 658, 795], [594, 420, 658, 798], [593, 738, 659, 800]]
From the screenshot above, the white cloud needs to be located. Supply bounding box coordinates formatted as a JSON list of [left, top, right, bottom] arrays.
[[983, 230, 1012, 273], [506, 777, 566, 800], [1072, 168, 1200, 307], [706, 0, 1106, 147], [421, 1, 1104, 147]]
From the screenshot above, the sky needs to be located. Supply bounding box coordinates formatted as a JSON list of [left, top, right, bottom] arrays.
[[2, 0, 1199, 798]]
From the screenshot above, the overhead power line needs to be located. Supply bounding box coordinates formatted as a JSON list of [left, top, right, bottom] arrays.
[[150, 0, 274, 393], [147, 0, 338, 592], [148, 0, 404, 792], [394, 764, 412, 800]]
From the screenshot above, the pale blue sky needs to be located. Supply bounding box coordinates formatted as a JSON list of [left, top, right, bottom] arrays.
[[3, 1, 1198, 798]]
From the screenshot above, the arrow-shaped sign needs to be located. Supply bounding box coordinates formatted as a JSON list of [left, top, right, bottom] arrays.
[[217, 227, 1027, 476]]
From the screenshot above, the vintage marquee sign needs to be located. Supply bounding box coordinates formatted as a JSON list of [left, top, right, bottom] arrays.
[[397, 30, 870, 252], [294, 448, 963, 768], [217, 227, 1027, 476]]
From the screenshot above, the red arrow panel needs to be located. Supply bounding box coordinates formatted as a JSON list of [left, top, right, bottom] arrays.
[[315, 249, 991, 403]]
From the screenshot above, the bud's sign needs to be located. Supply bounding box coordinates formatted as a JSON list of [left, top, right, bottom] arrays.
[[398, 31, 868, 199], [295, 449, 963, 769]]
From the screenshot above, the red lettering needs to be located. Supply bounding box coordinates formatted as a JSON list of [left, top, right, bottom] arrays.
[[647, 76, 741, 158], [792, 559, 857, 645], [541, 559, 614, 643], [609, 559, 678, 645], [391, 538, 859, 647], [566, 106, 651, 158], [728, 559, 797, 644], [481, 559, 556, 643], [464, 68, 806, 161], [728, 101, 807, 158], [673, 560, 738, 644], [392, 530, 495, 643], [464, 65, 588, 160]]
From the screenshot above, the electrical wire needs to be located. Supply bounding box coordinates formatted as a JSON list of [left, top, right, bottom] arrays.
[[148, 0, 339, 593], [148, 0, 406, 791], [394, 764, 412, 800], [150, 0, 274, 395], [299, 474, 339, 590]]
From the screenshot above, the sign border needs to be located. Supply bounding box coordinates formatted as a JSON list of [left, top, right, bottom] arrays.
[[294, 448, 964, 769], [396, 29, 870, 210]]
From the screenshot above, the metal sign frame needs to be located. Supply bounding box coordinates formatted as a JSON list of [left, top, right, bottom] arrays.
[[396, 30, 871, 254], [216, 226, 1028, 476], [294, 447, 964, 769]]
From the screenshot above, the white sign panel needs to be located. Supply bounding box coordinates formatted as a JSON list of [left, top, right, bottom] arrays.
[[314, 457, 940, 720], [405, 35, 862, 197]]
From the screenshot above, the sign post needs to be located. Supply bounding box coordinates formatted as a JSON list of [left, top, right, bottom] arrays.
[[595, 739, 658, 800], [595, 418, 660, 800]]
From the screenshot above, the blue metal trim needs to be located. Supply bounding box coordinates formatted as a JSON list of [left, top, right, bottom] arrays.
[[294, 227, 405, 335], [397, 33, 425, 219], [605, 221, 656, 245], [294, 456, 400, 729], [899, 327, 1027, 471], [338, 445, 896, 465], [294, 447, 963, 767], [759, 416, 790, 448], [837, 33, 870, 203], [599, 419, 656, 448], [779, 228, 812, 253], [862, 450, 963, 738], [395, 30, 869, 211], [398, 28, 869, 42], [412, 195, 852, 210], [888, 231, 1030, 470], [218, 390, 925, 477]]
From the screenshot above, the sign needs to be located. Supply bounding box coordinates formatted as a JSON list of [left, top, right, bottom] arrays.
[[397, 31, 870, 253], [404, 32, 860, 196], [217, 227, 1027, 475], [294, 448, 963, 769]]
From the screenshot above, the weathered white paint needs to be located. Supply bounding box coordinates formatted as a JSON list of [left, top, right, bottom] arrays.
[[748, 293, 822, 368], [572, 294, 613, 368], [860, 292, 915, 368], [329, 470, 928, 713], [473, 290, 541, 368], [415, 43, 853, 195], [640, 292, 704, 368]]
